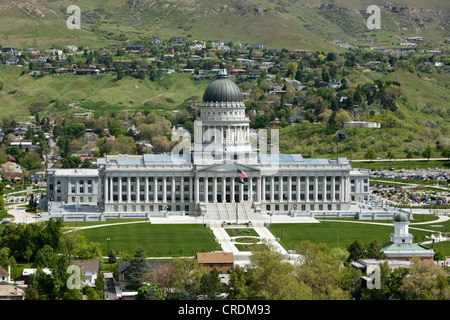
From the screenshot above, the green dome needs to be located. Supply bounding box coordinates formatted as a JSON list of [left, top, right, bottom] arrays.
[[393, 212, 409, 222], [202, 65, 243, 104]]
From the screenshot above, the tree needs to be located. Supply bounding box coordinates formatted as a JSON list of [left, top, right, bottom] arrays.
[[199, 268, 222, 300], [399, 259, 450, 300], [125, 247, 148, 283], [108, 249, 117, 264], [364, 149, 377, 162], [228, 265, 247, 299], [440, 146, 450, 160], [29, 254, 72, 300], [386, 150, 395, 161], [135, 284, 165, 300], [347, 240, 365, 262], [295, 241, 351, 300], [0, 247, 16, 271], [422, 145, 433, 160], [142, 262, 175, 297], [170, 258, 207, 299], [19, 153, 43, 170], [334, 109, 352, 129], [247, 241, 313, 300], [365, 241, 387, 260]]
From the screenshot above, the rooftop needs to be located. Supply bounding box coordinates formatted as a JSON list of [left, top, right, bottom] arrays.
[[197, 252, 234, 264]]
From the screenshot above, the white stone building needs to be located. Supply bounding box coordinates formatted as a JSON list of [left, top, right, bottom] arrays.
[[43, 64, 370, 221]]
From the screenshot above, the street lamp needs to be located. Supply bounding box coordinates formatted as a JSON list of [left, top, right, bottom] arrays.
[[292, 242, 295, 251]]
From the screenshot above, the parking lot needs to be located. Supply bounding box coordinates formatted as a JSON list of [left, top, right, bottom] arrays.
[[369, 168, 450, 207]]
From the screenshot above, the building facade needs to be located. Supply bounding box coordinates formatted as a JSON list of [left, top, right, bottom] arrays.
[[44, 64, 370, 220]]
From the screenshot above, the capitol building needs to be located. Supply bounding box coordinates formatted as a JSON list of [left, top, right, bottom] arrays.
[[42, 64, 370, 222]]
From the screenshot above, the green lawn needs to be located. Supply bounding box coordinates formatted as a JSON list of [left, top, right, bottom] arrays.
[[79, 223, 220, 257], [269, 221, 435, 252], [351, 160, 450, 171]]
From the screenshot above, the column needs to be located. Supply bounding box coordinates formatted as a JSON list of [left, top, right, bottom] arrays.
[[154, 177, 158, 203], [314, 176, 318, 202], [306, 176, 309, 202], [145, 177, 149, 202], [163, 177, 167, 203], [262, 177, 266, 202], [181, 177, 185, 202], [189, 177, 193, 202], [249, 178, 253, 202], [172, 177, 175, 203], [213, 177, 217, 203], [270, 176, 274, 202], [109, 177, 113, 203], [256, 177, 261, 202], [288, 176, 292, 202], [195, 177, 200, 203], [296, 176, 301, 203], [331, 176, 336, 202], [127, 177, 131, 203], [136, 176, 140, 203], [205, 177, 208, 203], [231, 177, 235, 202], [323, 176, 327, 203], [104, 176, 109, 204], [118, 177, 122, 203], [222, 177, 226, 203]]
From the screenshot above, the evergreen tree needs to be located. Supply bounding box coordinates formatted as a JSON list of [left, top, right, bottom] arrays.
[[199, 268, 222, 300], [347, 240, 365, 262], [125, 247, 148, 283]]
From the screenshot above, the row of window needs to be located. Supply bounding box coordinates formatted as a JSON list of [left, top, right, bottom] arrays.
[[106, 192, 342, 202], [108, 203, 343, 213]]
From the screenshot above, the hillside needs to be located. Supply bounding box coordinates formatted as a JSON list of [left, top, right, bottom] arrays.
[[0, 0, 448, 50]]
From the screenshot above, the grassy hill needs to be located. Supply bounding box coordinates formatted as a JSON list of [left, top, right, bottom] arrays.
[[0, 0, 448, 50], [0, 66, 210, 117]]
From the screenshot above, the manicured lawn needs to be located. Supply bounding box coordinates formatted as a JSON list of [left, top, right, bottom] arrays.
[[79, 223, 220, 257], [225, 228, 259, 237], [269, 221, 434, 252]]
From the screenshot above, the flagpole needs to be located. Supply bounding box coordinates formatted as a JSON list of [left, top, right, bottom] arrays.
[[236, 200, 238, 224]]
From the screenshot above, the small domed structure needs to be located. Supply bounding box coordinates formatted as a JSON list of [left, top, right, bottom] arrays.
[[202, 63, 243, 104], [393, 212, 409, 223]]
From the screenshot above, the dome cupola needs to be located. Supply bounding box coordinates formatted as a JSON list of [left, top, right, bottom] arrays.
[[202, 63, 243, 104]]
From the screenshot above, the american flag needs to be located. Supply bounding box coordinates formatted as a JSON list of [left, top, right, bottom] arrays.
[[237, 169, 248, 179]]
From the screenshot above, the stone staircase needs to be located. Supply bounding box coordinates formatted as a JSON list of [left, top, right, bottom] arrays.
[[204, 202, 259, 222]]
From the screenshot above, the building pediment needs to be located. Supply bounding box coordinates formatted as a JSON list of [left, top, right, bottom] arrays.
[[196, 162, 260, 174]]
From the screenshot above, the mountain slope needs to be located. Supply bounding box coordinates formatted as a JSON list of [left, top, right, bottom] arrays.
[[0, 0, 448, 50]]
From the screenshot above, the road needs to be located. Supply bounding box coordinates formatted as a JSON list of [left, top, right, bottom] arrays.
[[350, 157, 449, 162]]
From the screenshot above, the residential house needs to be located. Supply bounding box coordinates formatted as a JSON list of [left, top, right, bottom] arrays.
[[125, 43, 147, 51], [0, 285, 24, 300], [21, 268, 51, 285], [66, 46, 78, 52], [5, 58, 19, 65], [1, 162, 24, 184], [196, 252, 234, 274], [46, 48, 63, 56], [74, 69, 100, 75], [29, 173, 45, 184], [248, 44, 263, 50], [149, 36, 163, 46], [72, 260, 99, 287], [0, 267, 11, 283], [269, 118, 280, 127], [328, 79, 341, 89]]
